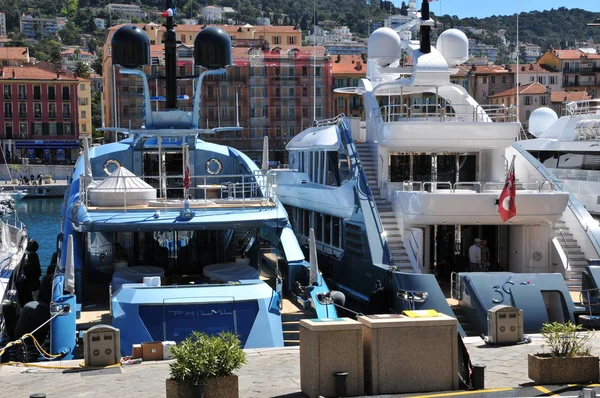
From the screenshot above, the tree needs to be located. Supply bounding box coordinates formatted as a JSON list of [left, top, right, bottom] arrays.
[[91, 91, 102, 137], [74, 61, 91, 78], [91, 57, 102, 76], [59, 21, 82, 46]]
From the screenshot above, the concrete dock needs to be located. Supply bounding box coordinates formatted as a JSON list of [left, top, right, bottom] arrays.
[[5, 333, 600, 397], [1, 180, 68, 198]]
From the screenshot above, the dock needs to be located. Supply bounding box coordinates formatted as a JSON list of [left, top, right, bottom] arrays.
[[2, 180, 69, 198]]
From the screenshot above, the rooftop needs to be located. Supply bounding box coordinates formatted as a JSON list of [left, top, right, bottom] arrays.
[[0, 65, 81, 81], [489, 82, 549, 98], [0, 47, 29, 61], [550, 49, 600, 60], [332, 54, 366, 74], [551, 90, 591, 103]]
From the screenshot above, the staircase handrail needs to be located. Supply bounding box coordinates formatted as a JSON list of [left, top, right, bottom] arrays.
[[337, 115, 394, 265], [513, 142, 600, 257], [556, 228, 571, 272]]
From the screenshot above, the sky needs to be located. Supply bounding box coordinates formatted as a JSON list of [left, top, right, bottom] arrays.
[[420, 0, 600, 19]]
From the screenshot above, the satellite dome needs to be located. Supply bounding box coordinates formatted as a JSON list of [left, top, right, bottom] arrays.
[[436, 29, 469, 67], [529, 108, 558, 137], [111, 25, 150, 68], [368, 27, 401, 67], [194, 26, 232, 69]]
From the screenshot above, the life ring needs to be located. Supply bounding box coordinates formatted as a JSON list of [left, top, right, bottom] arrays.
[[104, 159, 121, 175], [205, 158, 223, 175]]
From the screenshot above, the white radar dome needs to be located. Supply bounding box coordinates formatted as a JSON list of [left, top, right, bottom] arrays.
[[436, 29, 469, 67], [368, 27, 401, 67], [529, 107, 558, 137]]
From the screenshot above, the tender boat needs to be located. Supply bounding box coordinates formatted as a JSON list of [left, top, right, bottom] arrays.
[[273, 0, 600, 336], [45, 18, 336, 359]]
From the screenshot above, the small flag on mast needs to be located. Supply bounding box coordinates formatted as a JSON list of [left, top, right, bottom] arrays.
[[498, 156, 517, 222], [161, 7, 176, 17]]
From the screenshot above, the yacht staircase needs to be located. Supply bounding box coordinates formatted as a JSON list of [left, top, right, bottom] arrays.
[[281, 299, 313, 347], [554, 220, 587, 292], [354, 142, 413, 272]]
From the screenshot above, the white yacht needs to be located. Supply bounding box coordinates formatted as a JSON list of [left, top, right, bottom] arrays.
[[520, 101, 600, 216], [273, 0, 600, 336]]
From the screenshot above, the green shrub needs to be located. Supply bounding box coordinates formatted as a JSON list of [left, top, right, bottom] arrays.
[[540, 321, 592, 358], [169, 331, 246, 386]]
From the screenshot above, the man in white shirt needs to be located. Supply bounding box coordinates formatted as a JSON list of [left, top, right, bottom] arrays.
[[468, 238, 482, 271]]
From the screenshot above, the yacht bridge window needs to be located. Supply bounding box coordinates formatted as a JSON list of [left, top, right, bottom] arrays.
[[390, 152, 477, 185], [293, 150, 348, 186], [286, 205, 343, 252]]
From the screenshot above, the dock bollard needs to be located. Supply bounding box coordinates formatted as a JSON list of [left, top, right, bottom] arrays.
[[334, 372, 348, 397], [471, 365, 485, 390]]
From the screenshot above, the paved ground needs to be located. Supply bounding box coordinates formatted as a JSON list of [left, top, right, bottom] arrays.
[[5, 335, 600, 397]]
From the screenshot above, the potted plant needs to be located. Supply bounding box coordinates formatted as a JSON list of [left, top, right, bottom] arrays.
[[528, 321, 599, 384], [9, 164, 21, 183], [166, 331, 246, 398], [43, 175, 53, 184]]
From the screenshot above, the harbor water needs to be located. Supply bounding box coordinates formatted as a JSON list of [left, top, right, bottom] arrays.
[[14, 197, 62, 275]]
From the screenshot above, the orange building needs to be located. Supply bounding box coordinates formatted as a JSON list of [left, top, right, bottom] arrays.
[[332, 54, 366, 118], [102, 24, 331, 162]]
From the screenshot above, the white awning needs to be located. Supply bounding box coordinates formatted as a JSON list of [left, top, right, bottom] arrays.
[[285, 125, 340, 151], [88, 167, 157, 206]]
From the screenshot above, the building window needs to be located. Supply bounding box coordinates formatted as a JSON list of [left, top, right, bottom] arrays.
[[33, 122, 42, 136], [82, 124, 87, 132], [48, 103, 56, 118], [273, 36, 280, 45], [302, 107, 309, 118], [18, 103, 26, 119], [64, 123, 71, 135], [3, 84, 11, 100], [289, 87, 295, 97], [79, 97, 89, 105], [302, 67, 308, 77], [288, 66, 294, 76], [81, 110, 87, 118], [179, 66, 185, 76], [3, 103, 12, 118], [4, 123, 12, 139], [337, 97, 344, 109], [18, 85, 26, 100], [525, 96, 532, 105], [79, 83, 86, 91], [33, 85, 41, 100], [288, 125, 295, 135], [525, 110, 531, 120], [302, 87, 308, 97], [502, 76, 507, 84], [62, 86, 70, 100], [48, 85, 56, 100], [550, 76, 557, 85], [63, 104, 71, 118], [19, 122, 27, 138], [491, 76, 496, 84], [541, 96, 548, 106], [288, 36, 295, 45], [275, 67, 280, 77], [315, 67, 321, 77], [49, 123, 57, 136], [316, 87, 322, 97]]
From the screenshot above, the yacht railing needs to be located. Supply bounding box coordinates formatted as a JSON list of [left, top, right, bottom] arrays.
[[552, 168, 600, 183], [376, 104, 518, 123], [400, 180, 559, 193], [80, 171, 278, 211], [513, 142, 600, 257], [562, 99, 600, 116]]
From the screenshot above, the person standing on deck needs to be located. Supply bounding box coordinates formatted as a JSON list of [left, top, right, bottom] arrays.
[[468, 238, 482, 272], [481, 239, 491, 271]]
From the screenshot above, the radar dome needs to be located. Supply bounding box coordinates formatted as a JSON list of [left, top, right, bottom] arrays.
[[111, 25, 150, 68], [436, 29, 469, 67], [368, 28, 401, 67], [529, 107, 558, 137]]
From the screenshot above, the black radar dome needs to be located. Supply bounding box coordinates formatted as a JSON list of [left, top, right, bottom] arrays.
[[112, 25, 150, 68], [194, 26, 232, 69]]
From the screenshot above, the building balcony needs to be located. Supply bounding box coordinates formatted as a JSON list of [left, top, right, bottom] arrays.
[[4, 113, 12, 118], [564, 67, 600, 73], [18, 113, 27, 119], [63, 112, 71, 118]]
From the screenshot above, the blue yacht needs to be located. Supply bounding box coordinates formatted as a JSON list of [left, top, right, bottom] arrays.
[[47, 15, 335, 359]]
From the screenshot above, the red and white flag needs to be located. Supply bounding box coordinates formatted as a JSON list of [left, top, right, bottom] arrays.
[[161, 7, 176, 17], [499, 156, 517, 222]]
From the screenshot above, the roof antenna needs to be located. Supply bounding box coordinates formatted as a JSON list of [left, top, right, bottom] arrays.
[[419, 0, 431, 54]]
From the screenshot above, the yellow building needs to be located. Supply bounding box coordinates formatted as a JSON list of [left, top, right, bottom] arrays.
[[77, 78, 92, 139]]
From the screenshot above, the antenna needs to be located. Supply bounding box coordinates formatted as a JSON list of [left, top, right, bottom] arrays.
[[312, 0, 317, 125], [516, 0, 520, 121]]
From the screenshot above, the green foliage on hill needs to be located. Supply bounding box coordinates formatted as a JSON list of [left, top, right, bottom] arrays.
[[437, 8, 600, 52]]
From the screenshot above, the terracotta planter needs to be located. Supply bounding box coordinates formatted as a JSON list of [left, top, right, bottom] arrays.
[[528, 354, 599, 384], [166, 375, 239, 398], [43, 177, 52, 184]]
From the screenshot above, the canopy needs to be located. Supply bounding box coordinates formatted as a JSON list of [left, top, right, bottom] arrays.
[[285, 125, 340, 151], [88, 167, 157, 206]]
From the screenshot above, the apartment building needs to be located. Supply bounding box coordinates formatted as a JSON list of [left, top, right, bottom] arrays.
[[0, 12, 6, 37], [332, 54, 365, 118], [466, 65, 514, 104], [0, 65, 91, 161], [19, 15, 61, 40], [488, 82, 550, 127], [107, 4, 146, 20], [538, 49, 600, 98], [509, 63, 562, 93], [102, 24, 331, 162]]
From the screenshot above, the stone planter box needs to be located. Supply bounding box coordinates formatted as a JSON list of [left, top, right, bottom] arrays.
[[528, 354, 599, 384], [166, 375, 238, 398], [43, 177, 53, 184]]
